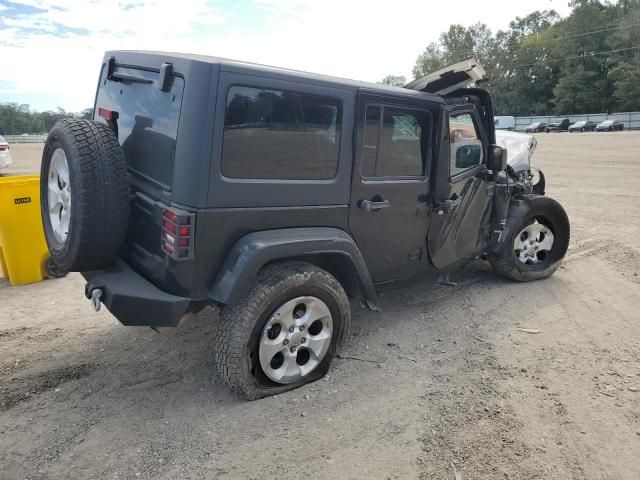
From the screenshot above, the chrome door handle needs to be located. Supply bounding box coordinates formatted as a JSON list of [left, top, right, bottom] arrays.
[[359, 199, 391, 211]]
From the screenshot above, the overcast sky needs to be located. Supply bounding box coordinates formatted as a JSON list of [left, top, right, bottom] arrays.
[[0, 0, 572, 112]]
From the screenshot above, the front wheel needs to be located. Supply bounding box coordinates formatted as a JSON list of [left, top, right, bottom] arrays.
[[215, 262, 350, 400], [489, 195, 570, 282]]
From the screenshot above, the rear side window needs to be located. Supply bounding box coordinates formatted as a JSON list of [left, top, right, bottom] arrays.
[[361, 105, 429, 178], [222, 86, 342, 180]]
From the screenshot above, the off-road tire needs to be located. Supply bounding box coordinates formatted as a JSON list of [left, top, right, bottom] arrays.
[[215, 261, 351, 400], [45, 257, 68, 279], [40, 119, 129, 271], [489, 195, 570, 282]]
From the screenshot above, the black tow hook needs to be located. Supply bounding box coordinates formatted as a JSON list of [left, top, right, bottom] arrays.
[[85, 284, 104, 312]]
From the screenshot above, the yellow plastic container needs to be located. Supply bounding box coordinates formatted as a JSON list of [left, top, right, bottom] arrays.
[[0, 175, 50, 285]]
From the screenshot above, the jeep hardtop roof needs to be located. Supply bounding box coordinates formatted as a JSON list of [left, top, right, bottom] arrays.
[[104, 50, 445, 103]]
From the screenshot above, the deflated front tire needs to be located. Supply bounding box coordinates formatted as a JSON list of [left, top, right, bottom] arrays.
[[489, 195, 570, 282]]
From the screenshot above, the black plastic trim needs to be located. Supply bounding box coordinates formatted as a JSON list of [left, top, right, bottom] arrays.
[[208, 227, 378, 305], [82, 259, 191, 327]]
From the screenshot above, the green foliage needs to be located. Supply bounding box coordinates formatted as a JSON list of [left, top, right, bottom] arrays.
[[413, 43, 447, 78], [408, 0, 640, 115], [0, 103, 92, 135], [379, 75, 407, 87], [609, 63, 640, 110], [552, 66, 605, 113]]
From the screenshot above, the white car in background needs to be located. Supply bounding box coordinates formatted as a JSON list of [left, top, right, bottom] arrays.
[[494, 115, 516, 130], [0, 135, 13, 170]]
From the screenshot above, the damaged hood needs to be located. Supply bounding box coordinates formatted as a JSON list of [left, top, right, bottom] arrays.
[[496, 130, 537, 173], [404, 58, 487, 95]]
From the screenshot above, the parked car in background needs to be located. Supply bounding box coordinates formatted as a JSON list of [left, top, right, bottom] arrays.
[[494, 116, 515, 130], [525, 122, 547, 133], [545, 118, 571, 133], [568, 120, 597, 132], [0, 135, 12, 170], [595, 119, 624, 131]]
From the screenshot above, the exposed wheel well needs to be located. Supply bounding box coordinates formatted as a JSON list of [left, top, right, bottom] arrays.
[[267, 253, 366, 300]]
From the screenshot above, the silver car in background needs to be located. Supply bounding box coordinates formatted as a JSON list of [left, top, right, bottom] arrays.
[[0, 135, 12, 170]]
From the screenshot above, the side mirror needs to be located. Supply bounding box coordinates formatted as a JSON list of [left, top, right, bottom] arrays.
[[488, 145, 507, 172], [455, 144, 482, 169]]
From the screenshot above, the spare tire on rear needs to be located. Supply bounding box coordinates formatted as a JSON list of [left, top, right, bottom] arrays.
[[40, 119, 129, 272]]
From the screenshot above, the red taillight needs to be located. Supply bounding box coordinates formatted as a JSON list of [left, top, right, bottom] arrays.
[[0, 145, 7, 152], [98, 107, 119, 121], [161, 207, 194, 259]]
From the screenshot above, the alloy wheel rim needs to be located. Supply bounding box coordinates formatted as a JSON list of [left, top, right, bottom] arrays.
[[258, 296, 333, 384], [514, 219, 554, 265], [48, 148, 71, 244]]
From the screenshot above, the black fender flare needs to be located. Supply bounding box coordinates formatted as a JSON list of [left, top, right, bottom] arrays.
[[208, 227, 378, 307]]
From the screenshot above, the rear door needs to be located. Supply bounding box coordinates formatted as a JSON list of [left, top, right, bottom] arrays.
[[94, 64, 184, 195], [427, 104, 494, 269], [93, 59, 186, 276], [349, 92, 438, 283]]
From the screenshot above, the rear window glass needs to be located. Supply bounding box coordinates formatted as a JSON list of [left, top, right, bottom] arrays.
[[222, 86, 342, 180], [95, 67, 184, 189]]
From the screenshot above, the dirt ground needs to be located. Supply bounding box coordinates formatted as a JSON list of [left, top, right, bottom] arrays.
[[1, 132, 639, 480]]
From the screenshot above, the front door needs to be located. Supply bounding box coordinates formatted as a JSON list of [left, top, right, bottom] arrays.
[[349, 93, 438, 283], [428, 104, 494, 269]]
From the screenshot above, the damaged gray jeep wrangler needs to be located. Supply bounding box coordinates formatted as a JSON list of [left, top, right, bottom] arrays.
[[40, 53, 568, 399]]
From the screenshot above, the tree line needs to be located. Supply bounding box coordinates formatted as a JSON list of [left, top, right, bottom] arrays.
[[3, 0, 637, 132], [382, 0, 640, 116], [0, 103, 92, 136]]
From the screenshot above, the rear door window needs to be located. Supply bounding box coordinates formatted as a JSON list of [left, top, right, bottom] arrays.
[[222, 86, 342, 180], [360, 105, 429, 178]]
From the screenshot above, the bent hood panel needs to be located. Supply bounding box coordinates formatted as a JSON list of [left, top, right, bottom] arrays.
[[404, 58, 487, 95], [496, 130, 537, 173]]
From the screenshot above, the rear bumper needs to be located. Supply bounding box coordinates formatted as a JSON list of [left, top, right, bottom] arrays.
[[0, 153, 12, 169], [82, 259, 191, 327]]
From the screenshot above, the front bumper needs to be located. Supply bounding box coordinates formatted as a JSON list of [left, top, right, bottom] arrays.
[[82, 259, 191, 327]]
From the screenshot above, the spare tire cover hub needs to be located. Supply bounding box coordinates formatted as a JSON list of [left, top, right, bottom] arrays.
[[47, 148, 71, 244]]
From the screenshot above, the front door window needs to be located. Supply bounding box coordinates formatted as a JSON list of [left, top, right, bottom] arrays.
[[449, 112, 484, 177]]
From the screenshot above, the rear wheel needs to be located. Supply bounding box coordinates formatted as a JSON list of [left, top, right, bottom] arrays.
[[489, 195, 569, 282], [215, 262, 350, 400]]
